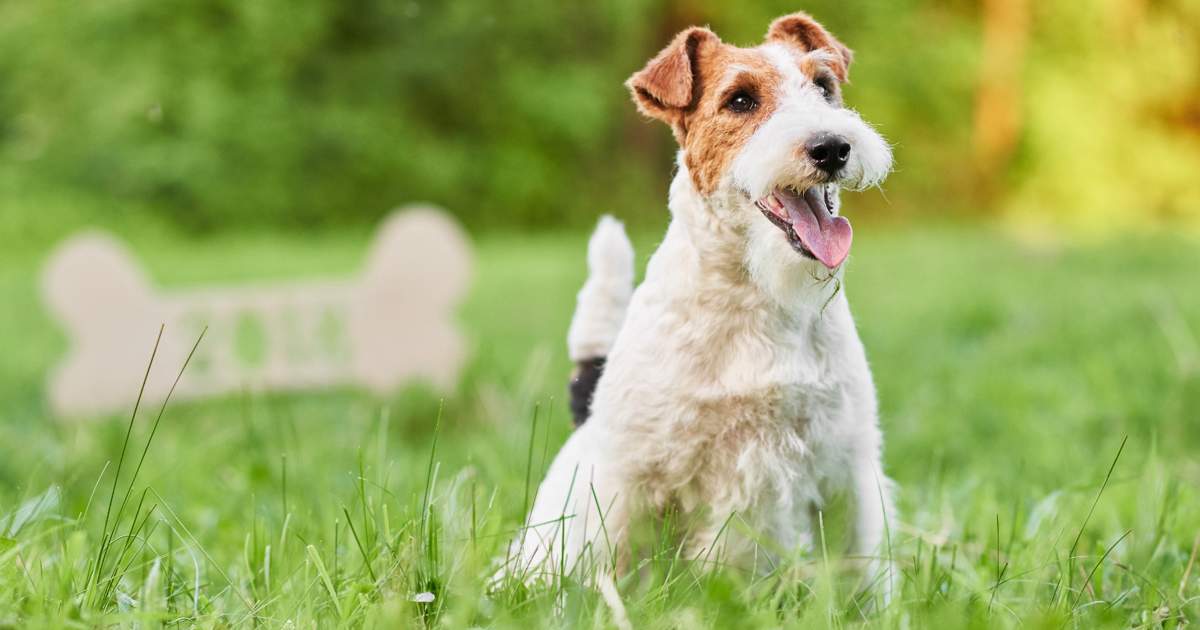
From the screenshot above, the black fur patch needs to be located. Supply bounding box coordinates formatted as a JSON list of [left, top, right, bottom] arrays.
[[568, 357, 606, 427]]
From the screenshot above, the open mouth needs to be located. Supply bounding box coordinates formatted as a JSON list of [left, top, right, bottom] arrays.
[[753, 185, 852, 269]]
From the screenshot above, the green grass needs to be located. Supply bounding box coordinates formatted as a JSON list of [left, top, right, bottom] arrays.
[[1, 224, 1199, 628]]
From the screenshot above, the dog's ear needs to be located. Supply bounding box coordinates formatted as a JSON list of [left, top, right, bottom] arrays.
[[626, 27, 719, 129], [766, 13, 853, 82]]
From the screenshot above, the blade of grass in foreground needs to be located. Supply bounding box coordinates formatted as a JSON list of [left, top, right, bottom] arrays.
[[87, 325, 207, 612], [87, 325, 164, 595], [1057, 435, 1128, 608], [308, 543, 344, 620]]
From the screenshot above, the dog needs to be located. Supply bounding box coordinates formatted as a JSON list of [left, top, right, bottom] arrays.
[[505, 11, 896, 599]]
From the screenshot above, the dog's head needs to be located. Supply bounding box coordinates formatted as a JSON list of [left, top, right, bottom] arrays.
[[627, 13, 891, 273]]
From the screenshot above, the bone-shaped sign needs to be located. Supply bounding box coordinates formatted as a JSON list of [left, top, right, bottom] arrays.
[[42, 206, 472, 418]]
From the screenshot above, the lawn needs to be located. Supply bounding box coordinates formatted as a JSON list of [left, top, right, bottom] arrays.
[[1, 223, 1198, 628]]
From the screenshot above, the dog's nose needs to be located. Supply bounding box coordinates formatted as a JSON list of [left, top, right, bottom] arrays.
[[805, 134, 851, 175]]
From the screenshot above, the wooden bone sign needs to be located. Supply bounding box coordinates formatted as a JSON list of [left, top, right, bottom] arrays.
[[42, 206, 472, 418]]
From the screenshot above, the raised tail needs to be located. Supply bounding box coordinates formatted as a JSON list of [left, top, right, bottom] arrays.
[[566, 216, 634, 426]]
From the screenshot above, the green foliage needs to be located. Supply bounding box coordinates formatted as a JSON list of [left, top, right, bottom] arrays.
[[0, 0, 987, 236], [0, 0, 662, 233], [1008, 0, 1200, 233], [2, 1, 1198, 237]]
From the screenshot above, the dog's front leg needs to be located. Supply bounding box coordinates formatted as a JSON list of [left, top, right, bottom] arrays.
[[509, 425, 635, 582], [849, 439, 897, 605]]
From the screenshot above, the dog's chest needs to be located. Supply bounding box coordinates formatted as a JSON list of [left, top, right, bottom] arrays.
[[616, 312, 855, 514]]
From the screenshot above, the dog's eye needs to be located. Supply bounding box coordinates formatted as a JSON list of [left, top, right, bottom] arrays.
[[814, 77, 836, 103], [724, 91, 758, 114]]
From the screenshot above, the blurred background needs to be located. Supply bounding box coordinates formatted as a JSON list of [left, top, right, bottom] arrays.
[[2, 0, 1198, 245], [1, 0, 1198, 449], [1, 2, 1199, 624]]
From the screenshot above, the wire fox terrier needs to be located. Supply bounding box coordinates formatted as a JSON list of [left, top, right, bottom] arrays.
[[506, 11, 896, 599]]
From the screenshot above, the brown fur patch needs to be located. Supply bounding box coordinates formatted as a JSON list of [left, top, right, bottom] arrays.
[[626, 13, 855, 196], [766, 12, 854, 82], [681, 46, 783, 195], [798, 54, 844, 107], [626, 27, 719, 133]]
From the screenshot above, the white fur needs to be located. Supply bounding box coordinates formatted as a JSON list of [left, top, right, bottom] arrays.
[[505, 41, 897, 602], [567, 216, 635, 362], [734, 44, 893, 198]]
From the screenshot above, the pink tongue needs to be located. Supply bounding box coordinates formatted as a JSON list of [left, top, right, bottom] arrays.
[[780, 187, 852, 269]]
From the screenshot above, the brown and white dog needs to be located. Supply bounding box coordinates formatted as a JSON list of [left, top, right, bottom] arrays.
[[508, 12, 895, 599]]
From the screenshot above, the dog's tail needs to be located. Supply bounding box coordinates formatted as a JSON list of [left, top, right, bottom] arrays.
[[566, 215, 634, 427]]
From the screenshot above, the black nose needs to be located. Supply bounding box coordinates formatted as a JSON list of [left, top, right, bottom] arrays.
[[805, 134, 851, 175]]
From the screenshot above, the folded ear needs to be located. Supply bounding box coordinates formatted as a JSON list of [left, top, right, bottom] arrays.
[[766, 13, 853, 82], [626, 26, 719, 127]]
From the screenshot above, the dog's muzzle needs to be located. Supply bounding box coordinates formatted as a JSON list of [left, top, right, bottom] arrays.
[[754, 184, 851, 269]]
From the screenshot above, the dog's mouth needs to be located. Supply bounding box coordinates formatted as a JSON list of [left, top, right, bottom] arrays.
[[753, 185, 852, 269]]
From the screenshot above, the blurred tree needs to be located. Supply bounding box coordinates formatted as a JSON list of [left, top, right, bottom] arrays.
[[0, 0, 663, 232], [973, 0, 1028, 181], [1005, 0, 1200, 234], [0, 0, 1194, 236]]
